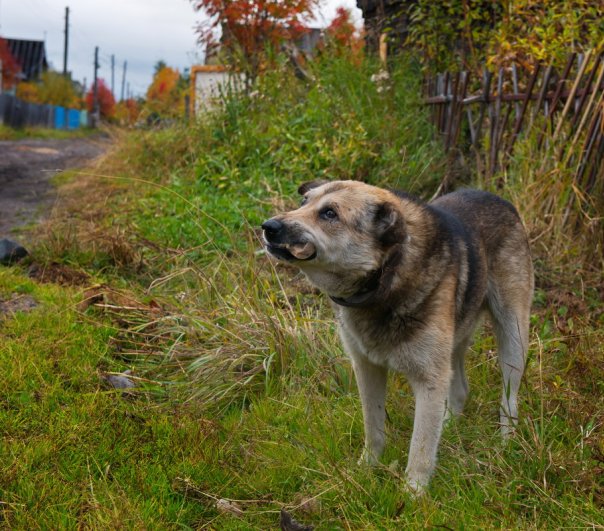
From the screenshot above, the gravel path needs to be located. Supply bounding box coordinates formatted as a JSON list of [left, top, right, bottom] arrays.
[[0, 136, 108, 236]]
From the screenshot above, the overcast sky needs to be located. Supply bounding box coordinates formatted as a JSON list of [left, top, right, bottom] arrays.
[[0, 0, 361, 98]]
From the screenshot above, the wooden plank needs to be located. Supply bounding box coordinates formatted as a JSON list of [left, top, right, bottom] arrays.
[[583, 128, 604, 194], [570, 52, 602, 131], [537, 55, 576, 150], [451, 71, 470, 149], [554, 50, 592, 139], [474, 69, 492, 149], [424, 85, 600, 105], [497, 101, 513, 165], [444, 72, 460, 150], [466, 105, 476, 145], [547, 53, 576, 121], [489, 68, 504, 176], [510, 63, 541, 144], [532, 64, 553, 127], [435, 74, 444, 133], [511, 63, 521, 120], [569, 58, 604, 154], [576, 109, 602, 185], [440, 72, 450, 134]]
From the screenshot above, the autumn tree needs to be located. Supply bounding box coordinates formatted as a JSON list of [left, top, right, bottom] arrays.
[[0, 37, 21, 91], [114, 98, 140, 126], [191, 0, 321, 85], [145, 65, 184, 119], [86, 79, 115, 119], [34, 71, 82, 108], [324, 6, 364, 61]]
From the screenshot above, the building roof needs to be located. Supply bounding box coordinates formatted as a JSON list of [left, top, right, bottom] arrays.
[[6, 38, 48, 80]]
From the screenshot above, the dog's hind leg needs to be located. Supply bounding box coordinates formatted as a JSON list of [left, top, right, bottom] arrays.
[[349, 352, 388, 465], [447, 337, 473, 418], [488, 288, 531, 438]]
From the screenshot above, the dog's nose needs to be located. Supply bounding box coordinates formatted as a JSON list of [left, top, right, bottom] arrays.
[[261, 218, 284, 237]]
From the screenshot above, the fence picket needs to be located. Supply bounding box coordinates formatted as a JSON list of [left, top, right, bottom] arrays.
[[422, 51, 603, 189]]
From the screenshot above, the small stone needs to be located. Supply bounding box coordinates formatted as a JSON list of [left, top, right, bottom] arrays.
[[280, 509, 314, 531], [103, 371, 136, 390], [0, 294, 38, 317], [0, 239, 28, 266]]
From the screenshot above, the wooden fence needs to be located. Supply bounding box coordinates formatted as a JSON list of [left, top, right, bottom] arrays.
[[0, 93, 88, 129], [423, 51, 604, 188]]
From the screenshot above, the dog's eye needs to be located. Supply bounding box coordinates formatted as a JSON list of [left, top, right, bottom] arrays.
[[300, 197, 308, 206], [320, 207, 338, 220]]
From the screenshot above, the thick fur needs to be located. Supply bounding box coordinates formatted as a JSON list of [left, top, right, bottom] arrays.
[[262, 180, 533, 492]]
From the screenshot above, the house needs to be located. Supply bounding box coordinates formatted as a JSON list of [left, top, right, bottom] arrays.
[[7, 38, 48, 80], [356, 0, 414, 51]]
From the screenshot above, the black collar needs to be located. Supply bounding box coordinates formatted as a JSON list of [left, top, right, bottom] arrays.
[[329, 247, 402, 308]]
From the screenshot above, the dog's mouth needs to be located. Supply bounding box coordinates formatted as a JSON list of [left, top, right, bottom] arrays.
[[265, 241, 317, 262]]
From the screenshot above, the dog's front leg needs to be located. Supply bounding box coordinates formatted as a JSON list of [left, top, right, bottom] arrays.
[[349, 352, 388, 465], [405, 379, 449, 493]]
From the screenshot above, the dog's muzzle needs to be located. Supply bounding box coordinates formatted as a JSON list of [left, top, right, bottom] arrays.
[[261, 218, 316, 261]]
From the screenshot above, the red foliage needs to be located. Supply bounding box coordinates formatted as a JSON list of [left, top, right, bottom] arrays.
[[325, 6, 364, 59], [0, 38, 22, 90], [191, 0, 319, 80], [86, 79, 116, 119]]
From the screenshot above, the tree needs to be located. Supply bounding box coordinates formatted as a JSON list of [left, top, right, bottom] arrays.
[[114, 98, 140, 126], [86, 79, 115, 119], [36, 71, 82, 108], [16, 71, 82, 108], [191, 0, 321, 85], [0, 37, 21, 91], [153, 60, 168, 75], [324, 6, 364, 61], [145, 65, 184, 119]]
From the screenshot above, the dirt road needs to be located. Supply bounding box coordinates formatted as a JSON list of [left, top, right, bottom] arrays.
[[0, 136, 108, 236]]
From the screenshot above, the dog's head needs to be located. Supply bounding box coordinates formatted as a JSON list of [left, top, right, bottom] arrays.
[[261, 180, 409, 297]]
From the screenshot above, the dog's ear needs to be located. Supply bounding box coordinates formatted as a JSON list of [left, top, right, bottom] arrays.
[[298, 180, 328, 195], [375, 202, 405, 245]]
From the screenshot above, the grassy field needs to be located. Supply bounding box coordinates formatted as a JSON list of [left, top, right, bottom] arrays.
[[1, 55, 602, 529]]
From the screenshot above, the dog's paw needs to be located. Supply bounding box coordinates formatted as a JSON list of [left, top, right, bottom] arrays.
[[358, 448, 380, 467], [500, 418, 519, 441], [404, 476, 427, 498]]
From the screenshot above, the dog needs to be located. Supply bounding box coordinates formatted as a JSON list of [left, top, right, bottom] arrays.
[[261, 180, 533, 492]]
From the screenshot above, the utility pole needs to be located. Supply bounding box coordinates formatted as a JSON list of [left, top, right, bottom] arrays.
[[111, 54, 115, 100], [120, 60, 127, 101], [63, 6, 69, 76], [92, 46, 99, 127]]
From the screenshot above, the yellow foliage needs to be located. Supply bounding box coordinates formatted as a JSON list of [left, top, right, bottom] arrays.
[[145, 66, 184, 118], [16, 82, 39, 103], [16, 72, 83, 109]]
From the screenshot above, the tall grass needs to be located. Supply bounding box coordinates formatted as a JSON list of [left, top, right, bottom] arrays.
[[479, 118, 604, 283], [6, 53, 602, 527]]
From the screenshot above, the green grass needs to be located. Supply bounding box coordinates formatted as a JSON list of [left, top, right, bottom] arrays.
[[1, 54, 602, 528], [0, 123, 98, 141]]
